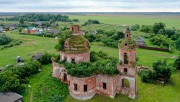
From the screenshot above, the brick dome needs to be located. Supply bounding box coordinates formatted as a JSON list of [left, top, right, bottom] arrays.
[[64, 35, 90, 53]]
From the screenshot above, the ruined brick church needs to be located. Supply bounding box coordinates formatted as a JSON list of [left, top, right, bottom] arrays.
[[52, 25, 137, 100]]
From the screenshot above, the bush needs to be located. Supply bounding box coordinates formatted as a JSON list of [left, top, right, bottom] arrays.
[[149, 34, 173, 48], [140, 25, 153, 33], [139, 59, 172, 84], [0, 34, 11, 45], [63, 51, 119, 77], [139, 70, 155, 83], [39, 53, 52, 64], [153, 22, 166, 34], [0, 61, 42, 93], [174, 56, 180, 70], [82, 19, 100, 26], [175, 37, 180, 50], [130, 24, 140, 31], [153, 60, 172, 82]]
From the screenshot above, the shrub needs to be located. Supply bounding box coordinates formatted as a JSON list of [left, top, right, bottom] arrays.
[[140, 25, 153, 33], [0, 61, 42, 93], [153, 22, 166, 34], [63, 51, 119, 77], [139, 70, 155, 83], [175, 37, 180, 50], [149, 34, 173, 48], [130, 24, 140, 31], [174, 56, 180, 70], [39, 53, 52, 64], [0, 34, 11, 45], [139, 59, 172, 84], [153, 60, 172, 82]]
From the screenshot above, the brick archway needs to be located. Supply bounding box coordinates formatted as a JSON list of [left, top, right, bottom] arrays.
[[122, 78, 130, 88]]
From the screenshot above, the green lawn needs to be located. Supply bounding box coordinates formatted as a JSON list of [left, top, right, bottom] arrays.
[[0, 31, 58, 67], [68, 14, 180, 29]]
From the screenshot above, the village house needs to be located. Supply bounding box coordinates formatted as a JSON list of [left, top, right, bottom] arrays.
[[48, 29, 60, 35], [52, 25, 137, 100], [24, 27, 38, 34], [6, 23, 18, 31], [0, 92, 23, 102]]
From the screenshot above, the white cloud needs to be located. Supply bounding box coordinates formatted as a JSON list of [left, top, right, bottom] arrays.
[[0, 0, 179, 12]]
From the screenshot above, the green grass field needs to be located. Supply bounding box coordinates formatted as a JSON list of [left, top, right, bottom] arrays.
[[0, 31, 58, 67], [68, 14, 180, 29]]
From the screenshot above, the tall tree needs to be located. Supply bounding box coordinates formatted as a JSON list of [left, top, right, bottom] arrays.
[[153, 22, 166, 34]]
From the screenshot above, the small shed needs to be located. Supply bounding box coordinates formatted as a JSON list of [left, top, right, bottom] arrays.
[[0, 92, 23, 102], [9, 26, 16, 31], [135, 37, 146, 46]]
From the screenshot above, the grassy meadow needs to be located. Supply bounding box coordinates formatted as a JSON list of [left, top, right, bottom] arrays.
[[0, 14, 180, 102], [68, 14, 180, 29]]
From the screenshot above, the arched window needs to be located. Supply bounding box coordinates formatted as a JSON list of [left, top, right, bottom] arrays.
[[64, 73, 67, 81], [122, 79, 130, 88], [74, 83, 77, 91], [124, 68, 128, 74], [84, 85, 87, 92], [124, 53, 128, 64], [72, 27, 74, 32]]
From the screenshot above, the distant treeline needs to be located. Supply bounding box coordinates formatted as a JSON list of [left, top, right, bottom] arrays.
[[3, 13, 71, 22]]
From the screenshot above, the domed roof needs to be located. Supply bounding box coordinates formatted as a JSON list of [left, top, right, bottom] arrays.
[[64, 35, 90, 53]]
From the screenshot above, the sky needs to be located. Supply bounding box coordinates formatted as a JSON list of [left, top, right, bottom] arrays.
[[0, 0, 180, 12]]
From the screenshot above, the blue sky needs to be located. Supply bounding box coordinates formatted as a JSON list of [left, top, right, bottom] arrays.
[[0, 0, 179, 12]]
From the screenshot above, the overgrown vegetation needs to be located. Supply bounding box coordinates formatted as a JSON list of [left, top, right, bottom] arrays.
[[174, 56, 180, 70], [60, 51, 119, 77], [139, 59, 172, 84], [82, 19, 101, 26], [33, 72, 69, 102], [0, 61, 42, 93], [0, 34, 22, 50], [0, 34, 11, 45], [85, 30, 124, 48], [39, 53, 52, 65]]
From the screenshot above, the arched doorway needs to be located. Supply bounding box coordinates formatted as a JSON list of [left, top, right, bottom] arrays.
[[124, 53, 128, 64], [64, 73, 67, 82], [122, 78, 130, 88]]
